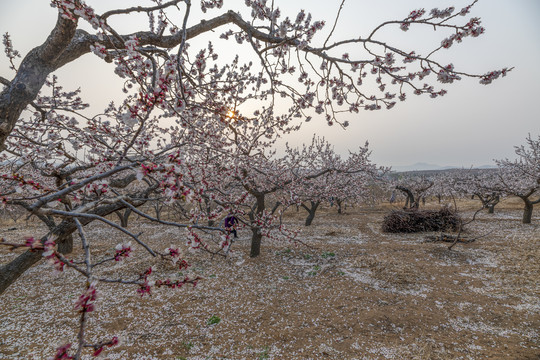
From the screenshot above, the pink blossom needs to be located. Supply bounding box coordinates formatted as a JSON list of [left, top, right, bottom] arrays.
[[114, 242, 132, 261], [50, 343, 73, 360], [74, 282, 98, 313]]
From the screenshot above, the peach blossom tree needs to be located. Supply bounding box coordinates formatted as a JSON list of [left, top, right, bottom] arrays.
[[494, 135, 540, 223]]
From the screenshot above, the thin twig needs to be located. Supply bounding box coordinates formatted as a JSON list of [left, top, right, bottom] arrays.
[[323, 0, 346, 48]]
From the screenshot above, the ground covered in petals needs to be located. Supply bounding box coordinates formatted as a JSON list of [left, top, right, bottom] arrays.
[[1, 200, 539, 359]]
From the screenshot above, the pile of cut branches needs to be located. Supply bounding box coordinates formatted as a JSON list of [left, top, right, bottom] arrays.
[[381, 208, 461, 233]]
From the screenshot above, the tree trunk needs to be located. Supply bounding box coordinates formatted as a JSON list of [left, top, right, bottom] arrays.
[[476, 193, 499, 214], [0, 250, 43, 296], [203, 198, 215, 226], [250, 228, 263, 258], [305, 212, 315, 226], [396, 186, 417, 209], [0, 16, 79, 150], [115, 208, 132, 228], [488, 195, 500, 214], [303, 201, 320, 226], [153, 202, 163, 221], [123, 208, 132, 227], [479, 197, 489, 210], [249, 194, 266, 258], [57, 234, 73, 254], [522, 201, 533, 224], [336, 199, 343, 214]]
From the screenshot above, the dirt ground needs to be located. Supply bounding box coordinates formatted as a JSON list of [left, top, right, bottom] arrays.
[[0, 199, 539, 359]]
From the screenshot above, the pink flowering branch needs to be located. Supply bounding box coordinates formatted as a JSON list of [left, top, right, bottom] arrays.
[[40, 208, 156, 256]]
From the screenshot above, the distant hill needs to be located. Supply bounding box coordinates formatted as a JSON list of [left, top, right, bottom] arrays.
[[389, 162, 496, 172], [390, 162, 456, 172]]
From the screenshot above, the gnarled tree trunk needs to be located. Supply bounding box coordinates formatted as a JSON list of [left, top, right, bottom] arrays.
[[301, 201, 321, 226], [396, 186, 418, 209], [0, 15, 79, 150], [517, 194, 539, 224]]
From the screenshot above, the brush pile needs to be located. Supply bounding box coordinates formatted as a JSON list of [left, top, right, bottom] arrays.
[[382, 208, 461, 233]]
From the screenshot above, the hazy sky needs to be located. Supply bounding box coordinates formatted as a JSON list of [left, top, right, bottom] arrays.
[[1, 0, 539, 168]]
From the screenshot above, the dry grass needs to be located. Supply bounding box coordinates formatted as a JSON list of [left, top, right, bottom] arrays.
[[0, 201, 539, 359]]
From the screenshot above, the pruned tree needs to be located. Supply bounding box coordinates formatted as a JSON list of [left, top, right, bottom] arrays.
[[292, 137, 384, 225], [494, 135, 540, 224], [452, 169, 502, 213], [394, 175, 434, 209]]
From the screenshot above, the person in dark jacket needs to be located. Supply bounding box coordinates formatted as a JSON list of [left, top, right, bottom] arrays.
[[224, 213, 239, 238]]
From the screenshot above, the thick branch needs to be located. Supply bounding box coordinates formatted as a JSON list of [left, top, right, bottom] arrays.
[[0, 14, 78, 150]]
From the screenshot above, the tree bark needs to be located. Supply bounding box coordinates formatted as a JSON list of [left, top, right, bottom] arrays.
[[336, 199, 343, 214], [0, 14, 79, 150], [153, 202, 163, 221], [115, 208, 132, 228], [57, 234, 74, 254], [249, 228, 263, 258], [203, 198, 215, 226], [522, 200, 533, 224], [0, 250, 43, 296], [302, 201, 320, 226], [249, 194, 265, 257]]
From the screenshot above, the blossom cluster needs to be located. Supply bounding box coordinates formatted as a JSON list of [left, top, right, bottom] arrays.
[[74, 282, 98, 313], [2, 33, 20, 70], [50, 0, 104, 30], [114, 242, 132, 261]]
